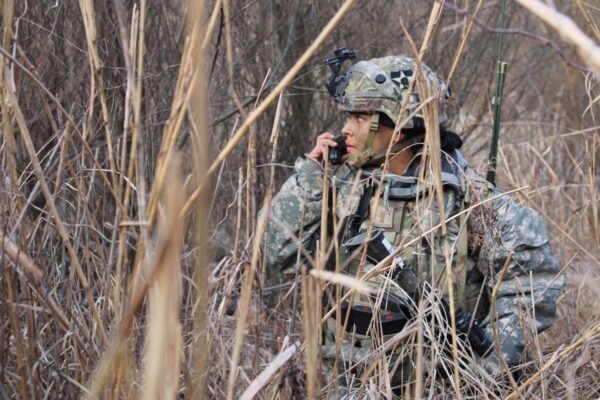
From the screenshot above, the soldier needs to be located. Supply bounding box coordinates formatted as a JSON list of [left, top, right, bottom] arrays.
[[263, 54, 564, 396]]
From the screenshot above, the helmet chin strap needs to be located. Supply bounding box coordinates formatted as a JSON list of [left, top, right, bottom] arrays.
[[348, 113, 380, 169]]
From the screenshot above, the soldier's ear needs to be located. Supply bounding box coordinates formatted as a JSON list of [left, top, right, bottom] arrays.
[[378, 124, 398, 143]]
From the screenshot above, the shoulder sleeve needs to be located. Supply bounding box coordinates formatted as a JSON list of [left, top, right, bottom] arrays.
[[464, 166, 566, 369], [260, 156, 327, 270]]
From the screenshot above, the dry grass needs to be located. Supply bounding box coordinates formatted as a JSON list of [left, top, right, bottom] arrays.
[[0, 0, 598, 399]]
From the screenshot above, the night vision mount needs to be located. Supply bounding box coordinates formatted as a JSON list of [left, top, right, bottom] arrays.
[[324, 47, 357, 102]]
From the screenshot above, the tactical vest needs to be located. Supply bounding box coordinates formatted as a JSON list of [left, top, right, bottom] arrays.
[[325, 153, 489, 343]]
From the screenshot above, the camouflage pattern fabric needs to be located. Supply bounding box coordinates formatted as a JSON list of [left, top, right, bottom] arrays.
[[262, 151, 565, 383], [338, 56, 450, 128], [455, 152, 566, 372]]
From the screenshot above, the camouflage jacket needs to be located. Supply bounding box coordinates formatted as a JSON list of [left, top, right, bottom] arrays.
[[263, 151, 564, 372]]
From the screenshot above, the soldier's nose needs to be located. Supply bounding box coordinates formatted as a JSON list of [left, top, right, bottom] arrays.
[[342, 124, 353, 137]]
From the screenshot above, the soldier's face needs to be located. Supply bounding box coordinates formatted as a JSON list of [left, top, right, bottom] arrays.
[[342, 113, 396, 165]]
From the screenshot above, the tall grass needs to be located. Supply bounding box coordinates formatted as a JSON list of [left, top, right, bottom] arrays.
[[0, 0, 598, 399]]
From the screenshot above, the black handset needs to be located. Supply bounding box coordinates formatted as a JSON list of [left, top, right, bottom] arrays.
[[328, 134, 347, 165]]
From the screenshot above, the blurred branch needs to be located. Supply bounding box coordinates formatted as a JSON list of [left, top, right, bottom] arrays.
[[574, 0, 600, 42], [513, 0, 600, 74], [88, 158, 188, 396], [208, 3, 223, 80], [210, 95, 262, 126], [176, 90, 270, 150], [0, 44, 123, 209], [438, 0, 592, 73], [239, 340, 301, 400], [0, 230, 43, 282], [506, 321, 600, 400], [179, 0, 358, 221], [5, 70, 108, 344]]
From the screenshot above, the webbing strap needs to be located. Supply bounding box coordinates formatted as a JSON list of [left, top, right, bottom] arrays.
[[365, 112, 380, 149], [453, 173, 470, 310], [349, 184, 373, 235], [325, 183, 374, 271], [454, 212, 469, 310]]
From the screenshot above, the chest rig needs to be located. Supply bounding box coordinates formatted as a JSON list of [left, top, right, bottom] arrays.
[[332, 151, 478, 318], [324, 153, 492, 362]]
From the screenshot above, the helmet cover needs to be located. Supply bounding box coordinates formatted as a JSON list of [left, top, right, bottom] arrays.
[[337, 56, 450, 128]]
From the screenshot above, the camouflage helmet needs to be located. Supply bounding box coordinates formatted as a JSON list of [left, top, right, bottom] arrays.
[[337, 55, 450, 128]]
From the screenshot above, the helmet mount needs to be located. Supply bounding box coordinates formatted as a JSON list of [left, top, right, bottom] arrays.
[[324, 47, 357, 101]]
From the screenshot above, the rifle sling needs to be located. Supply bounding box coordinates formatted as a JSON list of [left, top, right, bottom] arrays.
[[325, 184, 374, 271]]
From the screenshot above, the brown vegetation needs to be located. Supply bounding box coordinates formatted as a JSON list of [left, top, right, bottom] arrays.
[[0, 0, 598, 398]]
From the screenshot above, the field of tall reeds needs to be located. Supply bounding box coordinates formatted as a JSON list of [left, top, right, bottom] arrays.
[[0, 0, 598, 398]]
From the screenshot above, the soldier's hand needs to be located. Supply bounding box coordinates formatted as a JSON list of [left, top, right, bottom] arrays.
[[308, 132, 337, 162]]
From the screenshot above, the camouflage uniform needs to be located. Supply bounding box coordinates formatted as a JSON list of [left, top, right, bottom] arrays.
[[262, 56, 565, 390]]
